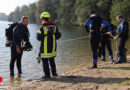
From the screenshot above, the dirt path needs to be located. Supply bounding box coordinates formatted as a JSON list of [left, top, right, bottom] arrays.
[[6, 57, 130, 90]]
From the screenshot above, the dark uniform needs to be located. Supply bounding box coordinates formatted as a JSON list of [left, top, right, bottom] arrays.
[[117, 20, 129, 62], [85, 15, 102, 67], [37, 20, 61, 78], [100, 20, 113, 61], [10, 23, 30, 76]]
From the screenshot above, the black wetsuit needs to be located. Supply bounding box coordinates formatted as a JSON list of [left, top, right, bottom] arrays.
[[101, 33, 113, 60], [100, 21, 113, 60], [117, 20, 129, 62], [10, 23, 30, 76], [85, 15, 102, 66]]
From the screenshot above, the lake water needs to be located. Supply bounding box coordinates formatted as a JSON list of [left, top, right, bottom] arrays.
[[0, 21, 129, 86]]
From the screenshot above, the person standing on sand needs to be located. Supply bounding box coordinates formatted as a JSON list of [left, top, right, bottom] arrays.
[[85, 10, 112, 69], [114, 15, 129, 64], [100, 19, 114, 63], [37, 12, 61, 79]]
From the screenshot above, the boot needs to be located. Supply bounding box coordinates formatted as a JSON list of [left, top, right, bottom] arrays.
[[114, 60, 123, 64], [89, 64, 97, 69], [110, 59, 115, 63], [17, 73, 21, 78], [52, 72, 58, 77]]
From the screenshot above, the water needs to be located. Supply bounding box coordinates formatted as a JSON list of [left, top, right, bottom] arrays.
[[0, 21, 129, 86]]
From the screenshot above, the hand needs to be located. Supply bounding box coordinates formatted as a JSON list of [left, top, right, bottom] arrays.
[[114, 36, 118, 40], [106, 32, 111, 35], [38, 60, 41, 64], [17, 48, 21, 53], [37, 57, 41, 64], [89, 30, 94, 34]]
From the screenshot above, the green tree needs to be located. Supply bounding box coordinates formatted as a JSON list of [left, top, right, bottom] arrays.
[[0, 13, 8, 21], [12, 6, 21, 22], [8, 0, 129, 26], [110, 0, 130, 25], [28, 3, 37, 23]]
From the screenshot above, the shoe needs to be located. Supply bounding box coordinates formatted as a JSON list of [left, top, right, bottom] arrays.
[[10, 75, 14, 84], [17, 73, 21, 78], [101, 59, 105, 61], [42, 76, 51, 79], [52, 73, 58, 77], [122, 59, 127, 63], [88, 64, 97, 69], [10, 75, 14, 79], [114, 61, 123, 64], [110, 59, 115, 63]]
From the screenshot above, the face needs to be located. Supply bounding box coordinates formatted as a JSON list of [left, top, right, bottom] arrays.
[[22, 18, 29, 26], [116, 17, 122, 23], [89, 14, 92, 17], [89, 13, 95, 18]]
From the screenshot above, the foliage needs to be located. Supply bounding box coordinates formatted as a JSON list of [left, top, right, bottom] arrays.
[[8, 0, 130, 26]]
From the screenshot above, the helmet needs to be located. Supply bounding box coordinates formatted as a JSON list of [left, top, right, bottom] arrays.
[[40, 12, 50, 19]]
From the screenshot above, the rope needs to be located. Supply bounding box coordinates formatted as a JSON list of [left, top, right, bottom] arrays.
[[0, 36, 89, 48], [57, 36, 89, 42], [116, 39, 118, 51]]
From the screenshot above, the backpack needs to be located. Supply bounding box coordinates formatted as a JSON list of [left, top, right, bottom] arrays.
[[100, 23, 117, 36], [5, 22, 18, 47]]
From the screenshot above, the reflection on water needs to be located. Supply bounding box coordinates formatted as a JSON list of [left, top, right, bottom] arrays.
[[0, 21, 129, 86]]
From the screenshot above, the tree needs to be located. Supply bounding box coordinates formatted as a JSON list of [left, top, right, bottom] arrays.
[[110, 0, 130, 25], [28, 3, 37, 23], [8, 0, 129, 26], [0, 13, 8, 21]]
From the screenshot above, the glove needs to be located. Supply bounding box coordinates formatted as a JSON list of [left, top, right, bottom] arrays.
[[37, 56, 41, 64]]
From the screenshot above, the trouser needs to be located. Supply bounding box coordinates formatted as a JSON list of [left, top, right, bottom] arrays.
[[101, 38, 113, 59], [42, 57, 57, 77], [90, 37, 100, 65], [118, 38, 127, 61], [10, 44, 23, 76], [98, 45, 102, 57]]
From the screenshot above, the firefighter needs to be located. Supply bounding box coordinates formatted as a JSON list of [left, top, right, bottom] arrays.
[[37, 12, 61, 78]]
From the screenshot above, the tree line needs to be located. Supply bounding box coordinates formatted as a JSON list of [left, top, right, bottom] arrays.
[[0, 13, 8, 21], [8, 0, 130, 26]]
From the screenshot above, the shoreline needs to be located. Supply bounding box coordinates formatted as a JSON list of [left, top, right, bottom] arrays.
[[6, 56, 130, 90]]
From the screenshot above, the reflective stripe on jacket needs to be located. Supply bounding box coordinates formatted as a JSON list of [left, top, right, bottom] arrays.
[[37, 21, 61, 58]]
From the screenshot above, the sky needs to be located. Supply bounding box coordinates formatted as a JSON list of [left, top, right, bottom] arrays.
[[0, 0, 37, 15]]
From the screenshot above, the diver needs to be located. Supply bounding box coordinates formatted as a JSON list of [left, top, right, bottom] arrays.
[[114, 15, 129, 64]]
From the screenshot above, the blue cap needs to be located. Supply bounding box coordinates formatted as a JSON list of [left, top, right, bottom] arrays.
[[88, 10, 96, 15]]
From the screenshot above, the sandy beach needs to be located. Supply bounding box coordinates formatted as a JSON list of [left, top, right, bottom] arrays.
[[6, 56, 130, 90]]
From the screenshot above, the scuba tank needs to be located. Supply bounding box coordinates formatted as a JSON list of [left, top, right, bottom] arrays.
[[5, 22, 18, 47]]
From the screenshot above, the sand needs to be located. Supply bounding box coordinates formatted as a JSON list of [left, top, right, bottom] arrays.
[[6, 56, 130, 90]]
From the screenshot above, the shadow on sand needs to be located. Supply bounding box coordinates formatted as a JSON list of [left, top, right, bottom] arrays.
[[98, 66, 130, 70], [41, 76, 130, 84]]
